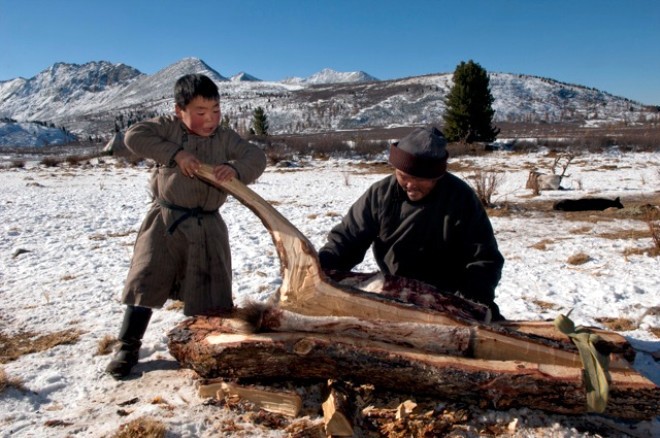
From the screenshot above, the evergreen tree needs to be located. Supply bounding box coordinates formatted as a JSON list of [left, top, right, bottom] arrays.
[[251, 106, 269, 136], [443, 60, 499, 144]]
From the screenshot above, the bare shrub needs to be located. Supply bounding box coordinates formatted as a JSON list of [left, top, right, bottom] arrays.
[[446, 141, 489, 158], [352, 139, 388, 158], [615, 130, 660, 152], [40, 157, 60, 167], [310, 137, 350, 159], [10, 160, 25, 168], [510, 139, 537, 152], [469, 171, 503, 207], [65, 155, 85, 166]]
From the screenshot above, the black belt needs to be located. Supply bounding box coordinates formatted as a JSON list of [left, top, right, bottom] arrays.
[[157, 199, 216, 234]]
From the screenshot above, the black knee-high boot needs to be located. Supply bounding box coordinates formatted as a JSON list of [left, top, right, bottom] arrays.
[[106, 305, 152, 379]]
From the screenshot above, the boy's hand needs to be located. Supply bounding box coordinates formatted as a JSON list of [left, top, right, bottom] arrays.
[[212, 164, 237, 182], [174, 150, 200, 178]]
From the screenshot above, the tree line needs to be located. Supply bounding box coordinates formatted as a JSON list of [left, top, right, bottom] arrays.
[[243, 60, 499, 145]]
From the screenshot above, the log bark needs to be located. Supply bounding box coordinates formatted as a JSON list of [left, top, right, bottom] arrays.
[[168, 323, 660, 421]]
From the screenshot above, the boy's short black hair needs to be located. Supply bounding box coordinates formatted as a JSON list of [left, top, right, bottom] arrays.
[[174, 74, 220, 109]]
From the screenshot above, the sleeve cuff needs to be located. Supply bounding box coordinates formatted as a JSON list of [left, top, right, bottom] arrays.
[[168, 147, 184, 167]]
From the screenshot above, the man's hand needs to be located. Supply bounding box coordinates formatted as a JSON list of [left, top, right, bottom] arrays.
[[174, 150, 201, 178], [212, 164, 237, 182]]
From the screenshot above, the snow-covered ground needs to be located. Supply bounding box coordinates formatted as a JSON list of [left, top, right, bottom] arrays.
[[0, 149, 658, 437]]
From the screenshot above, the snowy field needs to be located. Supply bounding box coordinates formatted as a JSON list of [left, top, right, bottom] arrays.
[[0, 149, 658, 437]]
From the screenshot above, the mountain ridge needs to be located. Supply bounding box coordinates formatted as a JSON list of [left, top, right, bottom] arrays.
[[0, 57, 655, 147]]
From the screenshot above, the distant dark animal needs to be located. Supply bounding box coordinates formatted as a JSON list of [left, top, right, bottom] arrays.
[[553, 197, 624, 212]]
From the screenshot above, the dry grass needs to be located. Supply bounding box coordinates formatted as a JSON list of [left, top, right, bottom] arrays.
[[567, 252, 591, 265], [349, 160, 393, 174], [96, 334, 118, 356], [484, 205, 513, 217], [529, 239, 554, 250], [623, 246, 660, 257], [595, 317, 638, 332], [598, 229, 651, 240], [650, 327, 660, 338], [532, 299, 560, 310], [0, 367, 27, 393], [111, 417, 167, 438], [569, 225, 593, 235], [0, 329, 83, 364], [89, 229, 137, 241]]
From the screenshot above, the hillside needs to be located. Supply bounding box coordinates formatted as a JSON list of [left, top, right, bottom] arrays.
[[0, 57, 657, 147]]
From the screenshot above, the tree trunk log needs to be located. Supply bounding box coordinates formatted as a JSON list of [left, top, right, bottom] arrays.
[[168, 321, 659, 421], [194, 168, 635, 366], [187, 167, 657, 421]]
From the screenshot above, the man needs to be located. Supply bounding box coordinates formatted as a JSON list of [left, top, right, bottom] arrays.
[[318, 127, 505, 320]]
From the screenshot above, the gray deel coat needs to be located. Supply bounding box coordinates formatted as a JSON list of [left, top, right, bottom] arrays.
[[318, 173, 505, 317], [121, 116, 267, 316]]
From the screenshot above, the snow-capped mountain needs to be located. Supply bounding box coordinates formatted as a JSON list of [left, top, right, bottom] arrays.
[[0, 61, 142, 123], [0, 120, 76, 147], [0, 57, 654, 147], [282, 68, 379, 85], [230, 72, 261, 82]]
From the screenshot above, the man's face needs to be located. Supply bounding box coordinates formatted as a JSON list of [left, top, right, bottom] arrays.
[[175, 96, 221, 137], [395, 169, 440, 201]]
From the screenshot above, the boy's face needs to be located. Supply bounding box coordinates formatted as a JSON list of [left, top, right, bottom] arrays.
[[175, 96, 221, 137]]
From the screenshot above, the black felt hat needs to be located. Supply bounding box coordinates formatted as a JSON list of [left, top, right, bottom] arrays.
[[389, 127, 448, 178]]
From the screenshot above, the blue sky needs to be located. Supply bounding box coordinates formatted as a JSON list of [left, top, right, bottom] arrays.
[[1, 0, 659, 105]]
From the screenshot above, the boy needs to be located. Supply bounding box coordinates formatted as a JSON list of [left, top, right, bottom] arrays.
[[106, 74, 267, 378]]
